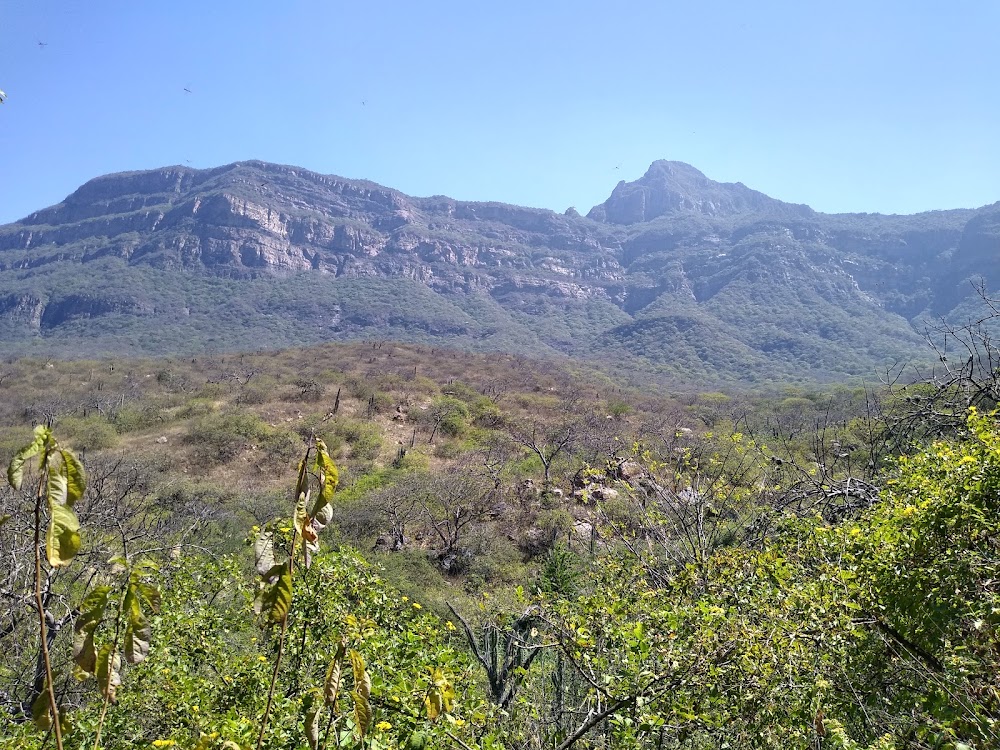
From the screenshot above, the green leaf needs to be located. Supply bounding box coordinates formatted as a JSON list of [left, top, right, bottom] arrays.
[[77, 585, 112, 619], [46, 501, 81, 567], [96, 644, 122, 702], [7, 425, 48, 490], [59, 449, 86, 506], [0, 514, 10, 527]]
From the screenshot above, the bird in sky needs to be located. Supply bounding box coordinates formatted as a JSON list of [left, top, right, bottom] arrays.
[[37, 41, 47, 48], [183, 87, 192, 94]]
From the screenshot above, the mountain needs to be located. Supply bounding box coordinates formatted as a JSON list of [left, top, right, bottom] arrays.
[[587, 160, 814, 223], [0, 160, 994, 383]]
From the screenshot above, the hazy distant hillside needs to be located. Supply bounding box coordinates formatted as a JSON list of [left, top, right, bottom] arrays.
[[0, 159, 995, 382]]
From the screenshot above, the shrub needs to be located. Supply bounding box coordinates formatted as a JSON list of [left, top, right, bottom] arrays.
[[175, 397, 217, 419], [56, 415, 120, 451], [432, 396, 470, 438], [186, 410, 300, 465], [324, 418, 383, 462], [110, 404, 163, 434], [470, 396, 503, 427]]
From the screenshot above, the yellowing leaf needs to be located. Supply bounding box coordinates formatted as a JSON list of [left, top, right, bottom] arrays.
[[312, 440, 339, 513], [262, 562, 292, 623], [124, 586, 152, 664], [324, 642, 346, 708], [304, 689, 324, 750], [47, 468, 68, 508], [253, 531, 276, 578], [96, 644, 122, 702], [73, 585, 111, 675], [348, 649, 372, 737], [59, 448, 86, 506], [424, 667, 455, 719], [7, 425, 48, 490], [31, 685, 52, 730], [294, 491, 310, 558], [351, 689, 372, 738], [46, 501, 81, 567]]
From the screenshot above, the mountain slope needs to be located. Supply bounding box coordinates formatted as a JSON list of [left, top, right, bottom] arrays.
[[0, 160, 994, 382]]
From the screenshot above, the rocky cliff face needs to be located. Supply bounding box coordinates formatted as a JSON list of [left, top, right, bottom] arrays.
[[0, 160, 995, 382], [587, 161, 815, 223]]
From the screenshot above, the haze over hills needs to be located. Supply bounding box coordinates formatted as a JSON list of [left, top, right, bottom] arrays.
[[0, 159, 996, 383]]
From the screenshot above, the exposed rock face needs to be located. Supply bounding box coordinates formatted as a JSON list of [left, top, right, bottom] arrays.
[[954, 203, 1000, 273], [587, 161, 814, 223], [0, 159, 996, 381], [0, 293, 44, 328], [39, 294, 154, 330]]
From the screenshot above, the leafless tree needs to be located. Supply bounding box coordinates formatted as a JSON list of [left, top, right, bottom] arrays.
[[503, 418, 579, 491], [0, 453, 184, 721], [874, 280, 1000, 454]]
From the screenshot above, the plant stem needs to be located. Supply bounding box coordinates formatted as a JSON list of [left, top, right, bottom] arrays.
[[256, 614, 290, 750], [321, 711, 340, 749], [256, 448, 310, 750], [93, 556, 127, 750], [33, 453, 64, 750], [92, 695, 111, 750]]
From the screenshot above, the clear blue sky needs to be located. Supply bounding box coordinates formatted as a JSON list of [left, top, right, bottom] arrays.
[[2, 1, 998, 224]]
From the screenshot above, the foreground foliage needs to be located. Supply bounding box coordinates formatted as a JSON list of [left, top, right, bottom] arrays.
[[2, 323, 999, 747]]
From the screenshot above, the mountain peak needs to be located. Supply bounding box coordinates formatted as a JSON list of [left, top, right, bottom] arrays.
[[643, 160, 708, 180], [588, 160, 813, 224]]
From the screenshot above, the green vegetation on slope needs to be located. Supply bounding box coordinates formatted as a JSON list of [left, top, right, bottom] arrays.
[[1, 298, 999, 748]]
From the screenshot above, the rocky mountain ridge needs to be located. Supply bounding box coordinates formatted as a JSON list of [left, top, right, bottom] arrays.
[[0, 160, 996, 383]]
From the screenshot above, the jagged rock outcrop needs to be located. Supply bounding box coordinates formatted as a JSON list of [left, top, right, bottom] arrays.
[[587, 160, 814, 223]]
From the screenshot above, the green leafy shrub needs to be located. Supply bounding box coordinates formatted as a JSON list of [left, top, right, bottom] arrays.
[[57, 415, 120, 451], [185, 411, 299, 465], [175, 398, 217, 420], [110, 404, 164, 434], [432, 396, 470, 437], [470, 396, 503, 427], [325, 418, 382, 462]]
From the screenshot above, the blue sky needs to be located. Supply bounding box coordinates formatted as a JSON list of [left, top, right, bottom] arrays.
[[1, 1, 998, 224]]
